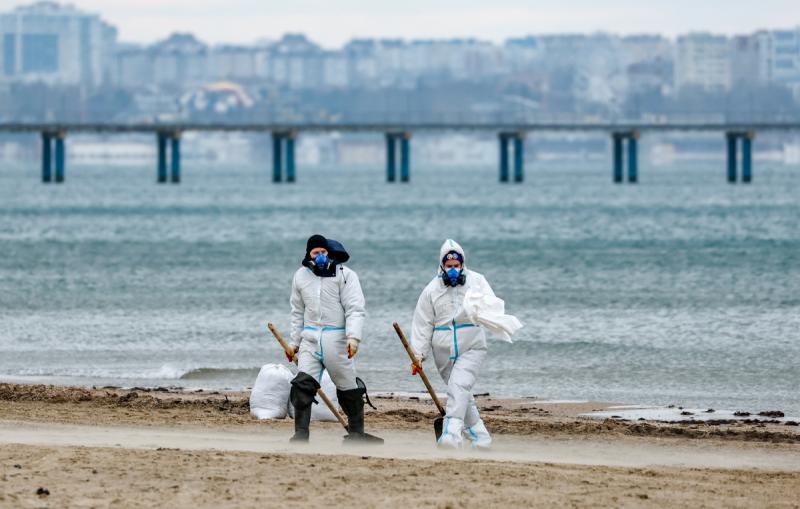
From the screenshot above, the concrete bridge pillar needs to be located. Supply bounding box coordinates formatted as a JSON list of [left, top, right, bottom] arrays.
[[612, 133, 624, 183], [157, 132, 168, 183], [498, 133, 510, 182], [513, 132, 525, 183], [41, 132, 52, 183], [286, 132, 297, 183], [54, 131, 66, 183], [726, 132, 738, 183], [742, 132, 754, 183], [170, 131, 181, 184], [386, 134, 397, 182], [627, 132, 639, 184], [272, 132, 283, 183], [400, 133, 411, 182]]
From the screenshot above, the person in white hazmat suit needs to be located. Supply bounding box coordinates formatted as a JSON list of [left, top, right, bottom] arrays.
[[410, 239, 496, 449], [287, 234, 377, 443]]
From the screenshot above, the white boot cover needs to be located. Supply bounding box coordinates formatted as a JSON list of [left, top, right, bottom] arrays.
[[437, 416, 464, 449], [464, 419, 492, 449]]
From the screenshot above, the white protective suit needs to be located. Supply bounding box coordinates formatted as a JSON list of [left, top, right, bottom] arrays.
[[290, 263, 365, 391], [410, 239, 493, 449]]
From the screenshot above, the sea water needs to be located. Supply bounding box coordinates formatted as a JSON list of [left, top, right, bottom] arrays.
[[1, 162, 798, 414]]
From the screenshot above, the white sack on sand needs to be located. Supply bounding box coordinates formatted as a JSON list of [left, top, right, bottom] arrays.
[[250, 363, 294, 420]]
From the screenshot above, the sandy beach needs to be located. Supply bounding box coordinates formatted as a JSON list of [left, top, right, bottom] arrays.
[[1, 383, 799, 508]]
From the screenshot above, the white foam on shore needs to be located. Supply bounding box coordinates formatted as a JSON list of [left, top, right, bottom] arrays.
[[0, 364, 194, 380], [372, 391, 445, 401], [0, 364, 261, 384], [606, 405, 661, 410], [580, 407, 798, 423], [535, 400, 590, 404]]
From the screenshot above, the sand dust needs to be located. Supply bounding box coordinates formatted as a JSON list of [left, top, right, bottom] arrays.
[[1, 421, 798, 471]]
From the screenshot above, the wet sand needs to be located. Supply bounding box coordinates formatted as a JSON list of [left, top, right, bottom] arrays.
[[1, 383, 799, 507]]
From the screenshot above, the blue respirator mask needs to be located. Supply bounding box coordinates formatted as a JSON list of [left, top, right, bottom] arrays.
[[314, 253, 330, 269], [442, 267, 466, 287]]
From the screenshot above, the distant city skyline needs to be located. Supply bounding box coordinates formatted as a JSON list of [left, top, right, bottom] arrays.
[[5, 0, 800, 47], [2, 0, 799, 125]]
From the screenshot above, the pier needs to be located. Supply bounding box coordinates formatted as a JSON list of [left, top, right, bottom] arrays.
[[4, 121, 800, 184]]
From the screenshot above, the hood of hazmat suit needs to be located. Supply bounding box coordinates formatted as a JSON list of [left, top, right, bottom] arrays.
[[438, 238, 466, 272], [326, 239, 351, 263]]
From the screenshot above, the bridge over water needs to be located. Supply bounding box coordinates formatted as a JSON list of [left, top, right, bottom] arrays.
[[3, 121, 800, 184]]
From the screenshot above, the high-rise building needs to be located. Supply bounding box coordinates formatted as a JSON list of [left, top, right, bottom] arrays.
[[504, 37, 542, 72], [537, 34, 628, 106], [151, 33, 207, 88], [675, 33, 731, 92], [208, 45, 264, 82], [0, 1, 116, 87], [621, 35, 672, 67], [730, 34, 763, 87], [114, 33, 209, 90], [268, 33, 324, 89], [763, 29, 800, 86]]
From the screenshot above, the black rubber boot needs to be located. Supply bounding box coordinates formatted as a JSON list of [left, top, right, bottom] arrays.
[[289, 372, 319, 443], [290, 403, 311, 443], [337, 379, 383, 444], [337, 387, 365, 437]]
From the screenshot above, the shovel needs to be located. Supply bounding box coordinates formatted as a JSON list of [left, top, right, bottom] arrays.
[[392, 322, 445, 440], [267, 323, 384, 445]]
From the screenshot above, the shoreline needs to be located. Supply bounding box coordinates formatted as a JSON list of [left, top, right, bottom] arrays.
[[3, 371, 797, 419], [1, 383, 798, 443]]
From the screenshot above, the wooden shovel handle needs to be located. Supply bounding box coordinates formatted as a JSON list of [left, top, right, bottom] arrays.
[[392, 322, 446, 415], [268, 323, 296, 361], [267, 323, 349, 430]]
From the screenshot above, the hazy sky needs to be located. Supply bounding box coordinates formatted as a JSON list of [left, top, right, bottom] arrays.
[[7, 0, 800, 47]]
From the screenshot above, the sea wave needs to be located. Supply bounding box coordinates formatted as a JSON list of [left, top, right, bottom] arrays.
[[0, 364, 261, 382]]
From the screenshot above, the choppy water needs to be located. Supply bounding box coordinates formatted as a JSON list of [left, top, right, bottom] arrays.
[[1, 161, 798, 414]]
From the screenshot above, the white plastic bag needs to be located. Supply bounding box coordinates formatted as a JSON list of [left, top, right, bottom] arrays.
[[250, 363, 294, 420], [310, 370, 340, 421], [462, 288, 523, 343]]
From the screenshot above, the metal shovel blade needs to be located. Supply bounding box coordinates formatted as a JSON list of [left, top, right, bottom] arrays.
[[434, 416, 444, 441]]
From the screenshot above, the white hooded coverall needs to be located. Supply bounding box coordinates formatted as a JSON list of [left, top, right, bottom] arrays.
[[411, 239, 493, 448], [290, 264, 365, 391]]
